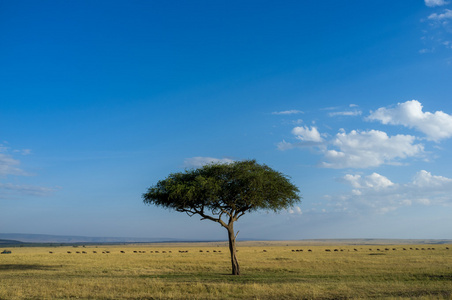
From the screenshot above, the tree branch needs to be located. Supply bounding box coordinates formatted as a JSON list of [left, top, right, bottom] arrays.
[[198, 211, 227, 228], [236, 211, 246, 220]]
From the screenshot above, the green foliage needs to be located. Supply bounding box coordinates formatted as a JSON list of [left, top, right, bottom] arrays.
[[142, 160, 301, 222]]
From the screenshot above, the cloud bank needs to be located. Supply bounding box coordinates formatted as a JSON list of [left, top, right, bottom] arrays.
[[333, 170, 452, 214], [322, 129, 424, 169], [278, 100, 451, 169]]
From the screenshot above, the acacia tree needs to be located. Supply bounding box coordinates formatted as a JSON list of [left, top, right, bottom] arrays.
[[142, 159, 301, 275]]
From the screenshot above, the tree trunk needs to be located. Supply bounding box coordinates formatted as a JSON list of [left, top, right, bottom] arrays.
[[227, 223, 240, 275]]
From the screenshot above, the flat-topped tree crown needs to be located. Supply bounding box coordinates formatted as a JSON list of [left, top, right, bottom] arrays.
[[143, 159, 301, 275]]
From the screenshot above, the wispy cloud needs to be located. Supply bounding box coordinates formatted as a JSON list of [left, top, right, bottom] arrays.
[[0, 143, 55, 199], [367, 100, 452, 142], [328, 110, 362, 117], [0, 183, 56, 197], [277, 140, 295, 151], [0, 145, 28, 177], [421, 6, 452, 52], [428, 9, 452, 21], [272, 110, 303, 115], [183, 157, 235, 168], [425, 0, 450, 7]]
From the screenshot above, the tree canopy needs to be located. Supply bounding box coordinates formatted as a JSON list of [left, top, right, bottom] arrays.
[[142, 159, 301, 275]]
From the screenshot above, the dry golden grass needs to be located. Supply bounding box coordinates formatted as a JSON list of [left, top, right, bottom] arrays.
[[0, 242, 451, 299]]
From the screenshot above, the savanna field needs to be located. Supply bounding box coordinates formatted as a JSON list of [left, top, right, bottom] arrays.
[[0, 241, 451, 300]]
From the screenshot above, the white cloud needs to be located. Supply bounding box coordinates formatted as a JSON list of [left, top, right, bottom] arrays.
[[367, 100, 452, 142], [331, 170, 452, 215], [342, 173, 395, 190], [428, 9, 452, 21], [183, 157, 235, 168], [288, 206, 302, 215], [292, 126, 324, 143], [425, 0, 449, 7], [272, 110, 303, 115], [412, 170, 452, 188], [321, 129, 424, 169]]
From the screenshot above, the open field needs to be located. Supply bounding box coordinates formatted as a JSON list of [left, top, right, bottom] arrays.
[[1, 241, 451, 299]]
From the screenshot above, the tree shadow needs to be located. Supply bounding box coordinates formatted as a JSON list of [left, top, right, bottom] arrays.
[[0, 264, 59, 271]]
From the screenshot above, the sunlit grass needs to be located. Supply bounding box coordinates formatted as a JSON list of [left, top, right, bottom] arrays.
[[0, 242, 451, 299]]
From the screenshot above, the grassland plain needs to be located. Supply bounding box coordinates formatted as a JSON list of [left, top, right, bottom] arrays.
[[0, 241, 451, 299]]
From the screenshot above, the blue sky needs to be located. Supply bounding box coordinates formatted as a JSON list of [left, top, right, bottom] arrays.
[[1, 0, 452, 240]]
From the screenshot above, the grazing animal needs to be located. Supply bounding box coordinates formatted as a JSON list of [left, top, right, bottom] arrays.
[[325, 249, 331, 252], [308, 249, 312, 252], [120, 251, 125, 253], [67, 251, 72, 254], [49, 251, 53, 254]]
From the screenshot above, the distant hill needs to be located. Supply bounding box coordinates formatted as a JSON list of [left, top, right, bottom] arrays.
[[0, 233, 181, 244], [0, 239, 23, 245], [1, 233, 451, 245]]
